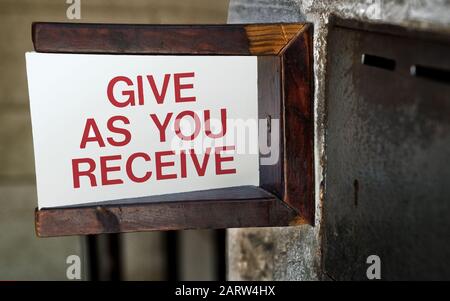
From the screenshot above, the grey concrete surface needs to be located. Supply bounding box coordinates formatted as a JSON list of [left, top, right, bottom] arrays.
[[227, 0, 450, 280]]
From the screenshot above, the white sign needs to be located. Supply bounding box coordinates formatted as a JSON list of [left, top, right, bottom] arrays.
[[26, 53, 259, 208]]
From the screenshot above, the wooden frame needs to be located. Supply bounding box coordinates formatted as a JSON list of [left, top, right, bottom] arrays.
[[33, 23, 314, 237]]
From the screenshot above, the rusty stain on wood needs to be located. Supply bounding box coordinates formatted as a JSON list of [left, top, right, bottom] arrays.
[[288, 216, 310, 226]]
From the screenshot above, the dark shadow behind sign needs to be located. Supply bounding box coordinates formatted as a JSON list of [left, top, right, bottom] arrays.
[[33, 23, 314, 237]]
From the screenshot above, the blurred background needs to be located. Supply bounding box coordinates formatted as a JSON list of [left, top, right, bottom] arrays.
[[0, 0, 230, 281]]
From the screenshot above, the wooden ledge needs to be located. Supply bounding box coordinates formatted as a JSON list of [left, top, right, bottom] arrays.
[[35, 186, 298, 237]]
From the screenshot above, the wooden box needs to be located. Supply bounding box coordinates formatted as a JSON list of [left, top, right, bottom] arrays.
[[32, 23, 314, 237]]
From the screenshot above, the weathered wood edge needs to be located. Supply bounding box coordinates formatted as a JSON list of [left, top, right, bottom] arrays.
[[280, 24, 315, 225], [35, 188, 299, 237], [245, 24, 304, 55], [32, 22, 307, 55]]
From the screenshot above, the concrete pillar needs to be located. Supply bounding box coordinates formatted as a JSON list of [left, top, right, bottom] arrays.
[[227, 0, 450, 281]]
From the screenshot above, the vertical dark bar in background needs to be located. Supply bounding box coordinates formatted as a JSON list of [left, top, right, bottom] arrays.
[[86, 235, 99, 281], [215, 229, 227, 281], [107, 234, 122, 281], [165, 231, 179, 281], [86, 234, 122, 281]]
